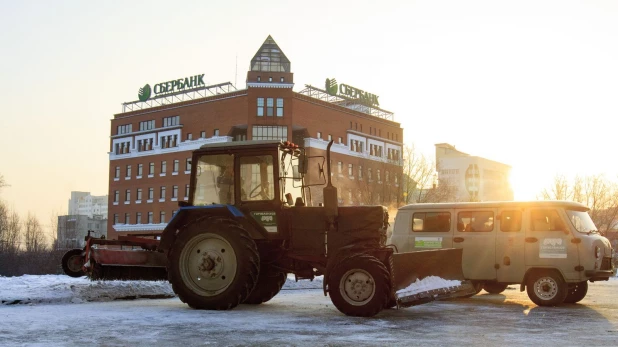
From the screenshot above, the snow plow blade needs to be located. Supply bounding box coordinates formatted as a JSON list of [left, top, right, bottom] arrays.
[[391, 248, 476, 308]]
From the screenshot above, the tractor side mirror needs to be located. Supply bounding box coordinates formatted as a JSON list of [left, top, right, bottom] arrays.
[[298, 154, 308, 174]]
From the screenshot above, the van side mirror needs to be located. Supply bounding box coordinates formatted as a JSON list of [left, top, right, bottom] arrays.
[[298, 154, 308, 174]]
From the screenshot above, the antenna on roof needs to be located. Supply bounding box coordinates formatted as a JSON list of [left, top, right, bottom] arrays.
[[235, 53, 238, 88]]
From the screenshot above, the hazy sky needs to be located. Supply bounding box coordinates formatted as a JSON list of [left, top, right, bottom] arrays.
[[1, 0, 617, 228]]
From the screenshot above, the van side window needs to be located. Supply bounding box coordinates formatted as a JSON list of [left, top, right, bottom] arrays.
[[500, 210, 522, 232], [530, 209, 565, 231], [412, 212, 451, 232], [457, 211, 494, 232]]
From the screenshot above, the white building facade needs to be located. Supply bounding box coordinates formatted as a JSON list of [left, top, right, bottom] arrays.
[[68, 191, 108, 218], [435, 143, 513, 202]]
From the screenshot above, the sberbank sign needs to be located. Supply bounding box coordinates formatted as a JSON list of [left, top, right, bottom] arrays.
[[325, 78, 379, 107], [138, 74, 205, 102]]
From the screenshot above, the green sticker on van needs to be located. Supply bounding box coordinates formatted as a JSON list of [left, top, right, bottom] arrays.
[[415, 237, 443, 248], [250, 211, 278, 233]]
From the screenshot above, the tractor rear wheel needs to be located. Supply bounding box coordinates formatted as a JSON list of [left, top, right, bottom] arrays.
[[168, 218, 259, 310], [244, 264, 287, 304], [328, 254, 390, 317], [61, 249, 85, 277]]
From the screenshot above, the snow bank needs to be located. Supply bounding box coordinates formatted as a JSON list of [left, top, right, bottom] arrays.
[[396, 276, 461, 296], [0, 274, 323, 306]]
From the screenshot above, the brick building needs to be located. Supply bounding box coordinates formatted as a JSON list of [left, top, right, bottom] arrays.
[[108, 36, 403, 238]]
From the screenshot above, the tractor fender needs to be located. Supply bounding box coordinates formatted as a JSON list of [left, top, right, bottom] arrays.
[[158, 204, 266, 251]]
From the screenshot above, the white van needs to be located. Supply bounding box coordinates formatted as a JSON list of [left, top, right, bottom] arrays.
[[390, 201, 616, 306]]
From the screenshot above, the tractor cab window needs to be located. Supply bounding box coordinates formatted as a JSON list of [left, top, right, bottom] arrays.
[[240, 155, 275, 201], [193, 154, 235, 205], [279, 148, 303, 205]]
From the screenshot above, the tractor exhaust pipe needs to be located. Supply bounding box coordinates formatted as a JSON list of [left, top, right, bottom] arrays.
[[323, 140, 338, 219]]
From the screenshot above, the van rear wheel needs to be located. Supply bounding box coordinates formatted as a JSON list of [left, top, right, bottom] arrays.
[[483, 282, 508, 294], [526, 270, 567, 306]]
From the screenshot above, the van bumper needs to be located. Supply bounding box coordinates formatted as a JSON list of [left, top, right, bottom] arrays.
[[585, 269, 616, 281]]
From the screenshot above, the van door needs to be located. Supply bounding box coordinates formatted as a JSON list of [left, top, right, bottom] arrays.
[[409, 210, 453, 252], [524, 208, 581, 281], [453, 209, 497, 280], [391, 212, 413, 252], [495, 208, 526, 283]]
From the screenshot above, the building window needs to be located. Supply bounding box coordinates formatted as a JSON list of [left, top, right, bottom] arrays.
[[139, 120, 155, 131], [338, 137, 343, 144], [147, 212, 153, 224], [269, 76, 273, 82], [172, 185, 178, 199], [126, 165, 131, 178], [358, 166, 363, 179], [266, 98, 274, 116], [337, 162, 343, 175], [113, 214, 119, 225], [185, 158, 192, 171], [137, 188, 142, 200], [173, 160, 179, 173], [368, 168, 373, 180], [257, 98, 264, 117], [280, 77, 284, 82], [137, 164, 143, 176], [160, 186, 166, 199], [257, 76, 261, 82], [114, 190, 119, 203], [124, 213, 130, 224], [125, 189, 131, 202], [200, 131, 206, 138], [149, 162, 154, 175], [348, 164, 353, 176], [148, 188, 154, 200], [114, 166, 120, 179], [161, 161, 167, 174], [187, 133, 192, 140], [252, 125, 288, 140], [317, 132, 322, 139], [185, 184, 190, 198], [160, 211, 166, 223], [214, 129, 219, 136], [328, 134, 332, 141], [117, 124, 132, 135], [136, 212, 142, 224], [276, 98, 283, 117], [163, 116, 180, 127], [386, 171, 390, 184], [377, 169, 381, 182]]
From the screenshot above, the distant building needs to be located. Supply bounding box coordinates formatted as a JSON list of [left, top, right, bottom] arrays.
[[435, 143, 513, 202], [56, 215, 107, 249], [68, 191, 108, 218]]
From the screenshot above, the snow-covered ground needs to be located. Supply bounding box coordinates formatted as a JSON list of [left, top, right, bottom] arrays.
[[0, 274, 322, 305], [1, 275, 617, 346]]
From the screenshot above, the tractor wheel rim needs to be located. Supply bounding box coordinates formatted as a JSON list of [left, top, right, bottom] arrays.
[[180, 233, 237, 296], [339, 269, 375, 306], [67, 255, 83, 273], [534, 277, 558, 300]]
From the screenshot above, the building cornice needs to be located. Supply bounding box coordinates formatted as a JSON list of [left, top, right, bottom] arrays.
[[247, 82, 294, 89]]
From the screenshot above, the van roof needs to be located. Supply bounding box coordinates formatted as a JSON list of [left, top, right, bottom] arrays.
[[398, 200, 589, 211]]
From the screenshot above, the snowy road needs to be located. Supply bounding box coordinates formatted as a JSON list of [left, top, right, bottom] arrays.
[[1, 276, 617, 346]]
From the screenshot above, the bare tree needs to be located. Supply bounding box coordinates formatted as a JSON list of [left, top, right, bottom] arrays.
[[540, 174, 618, 234], [24, 213, 47, 253], [0, 203, 22, 255]]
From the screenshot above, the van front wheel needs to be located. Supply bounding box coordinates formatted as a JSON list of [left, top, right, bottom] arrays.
[[564, 281, 588, 304], [526, 271, 567, 306]]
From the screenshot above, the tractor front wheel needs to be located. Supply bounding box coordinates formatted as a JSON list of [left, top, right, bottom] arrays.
[[168, 218, 259, 310], [328, 254, 390, 317], [61, 249, 85, 278]]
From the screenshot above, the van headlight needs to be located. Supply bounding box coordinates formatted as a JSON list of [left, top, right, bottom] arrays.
[[595, 246, 601, 259]]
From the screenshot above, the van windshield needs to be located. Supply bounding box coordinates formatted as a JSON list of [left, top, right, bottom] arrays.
[[566, 209, 598, 234]]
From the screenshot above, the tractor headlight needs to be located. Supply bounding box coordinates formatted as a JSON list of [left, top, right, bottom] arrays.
[[595, 246, 601, 259]]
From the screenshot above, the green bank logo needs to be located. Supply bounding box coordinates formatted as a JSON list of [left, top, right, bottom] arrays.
[[138, 84, 152, 101], [324, 77, 380, 106], [325, 78, 338, 96], [137, 74, 205, 102]]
